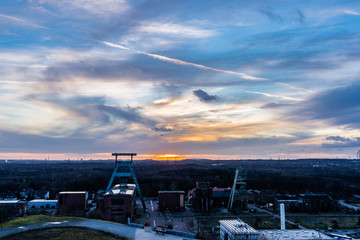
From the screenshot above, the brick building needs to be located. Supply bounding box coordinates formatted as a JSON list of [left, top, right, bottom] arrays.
[[213, 187, 231, 208], [97, 184, 136, 223], [57, 191, 88, 216], [0, 200, 28, 218], [158, 191, 185, 212]]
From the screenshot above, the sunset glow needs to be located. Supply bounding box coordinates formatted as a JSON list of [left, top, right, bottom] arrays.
[[155, 154, 183, 161]]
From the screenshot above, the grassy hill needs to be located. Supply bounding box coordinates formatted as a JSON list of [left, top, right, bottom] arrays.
[[2, 227, 129, 240]]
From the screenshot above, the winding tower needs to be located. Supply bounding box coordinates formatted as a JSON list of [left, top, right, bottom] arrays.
[[106, 153, 147, 212], [227, 168, 247, 211]]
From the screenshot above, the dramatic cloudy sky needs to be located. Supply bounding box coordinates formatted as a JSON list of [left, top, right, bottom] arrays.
[[1, 0, 360, 160]]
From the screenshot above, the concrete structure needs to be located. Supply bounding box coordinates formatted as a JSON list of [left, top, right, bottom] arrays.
[[259, 230, 334, 240], [219, 219, 259, 240], [0, 200, 28, 217], [280, 203, 285, 230], [158, 191, 185, 212], [57, 191, 88, 216], [28, 199, 57, 209], [97, 184, 136, 223]]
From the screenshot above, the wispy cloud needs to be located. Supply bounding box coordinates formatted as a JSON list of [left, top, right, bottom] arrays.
[[0, 13, 48, 29], [98, 40, 265, 80], [97, 104, 157, 127], [135, 21, 216, 38], [32, 0, 129, 16], [344, 10, 360, 16], [322, 136, 360, 148], [295, 9, 305, 23], [246, 91, 304, 101], [259, 8, 283, 23], [276, 82, 315, 93]]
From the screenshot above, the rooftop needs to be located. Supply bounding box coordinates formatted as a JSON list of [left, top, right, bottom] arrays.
[[158, 191, 185, 194], [29, 199, 58, 203], [0, 200, 20, 204], [260, 230, 334, 240], [106, 184, 136, 196], [58, 191, 87, 194], [219, 219, 259, 235], [213, 187, 231, 191]]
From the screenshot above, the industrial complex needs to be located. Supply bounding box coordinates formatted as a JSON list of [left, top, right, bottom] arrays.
[[1, 154, 359, 240]]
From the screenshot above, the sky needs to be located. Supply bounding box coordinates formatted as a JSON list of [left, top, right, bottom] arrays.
[[1, 0, 360, 160]]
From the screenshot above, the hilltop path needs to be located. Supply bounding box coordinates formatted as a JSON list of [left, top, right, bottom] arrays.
[[0, 219, 188, 240]]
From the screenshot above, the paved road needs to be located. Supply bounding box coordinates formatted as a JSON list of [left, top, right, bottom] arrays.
[[0, 219, 189, 240], [140, 199, 197, 233]]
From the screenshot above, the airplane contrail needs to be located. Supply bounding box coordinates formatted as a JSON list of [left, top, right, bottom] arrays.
[[0, 13, 48, 29], [98, 40, 313, 94], [246, 91, 304, 101], [98, 40, 265, 81], [276, 82, 314, 93]]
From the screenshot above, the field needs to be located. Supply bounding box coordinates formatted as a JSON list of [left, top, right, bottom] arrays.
[[288, 215, 360, 230], [197, 214, 360, 233], [1, 227, 129, 240]]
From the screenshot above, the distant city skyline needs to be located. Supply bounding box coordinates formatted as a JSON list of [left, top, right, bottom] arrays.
[[1, 1, 360, 159]]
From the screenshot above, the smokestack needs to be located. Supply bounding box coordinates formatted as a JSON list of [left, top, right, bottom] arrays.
[[280, 203, 285, 230]]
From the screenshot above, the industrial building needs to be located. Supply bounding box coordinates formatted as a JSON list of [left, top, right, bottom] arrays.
[[259, 230, 334, 240], [28, 199, 57, 209], [274, 193, 335, 213], [213, 187, 231, 207], [219, 219, 259, 240], [158, 191, 185, 212], [0, 200, 28, 217], [192, 182, 213, 213], [97, 184, 136, 223], [57, 191, 88, 216]]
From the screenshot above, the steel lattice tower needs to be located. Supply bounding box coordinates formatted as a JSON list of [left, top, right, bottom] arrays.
[[227, 168, 247, 210], [106, 153, 147, 212]]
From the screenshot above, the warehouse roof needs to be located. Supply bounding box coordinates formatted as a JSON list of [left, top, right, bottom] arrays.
[[0, 200, 20, 204], [29, 199, 58, 203], [219, 219, 259, 235], [106, 184, 136, 196]]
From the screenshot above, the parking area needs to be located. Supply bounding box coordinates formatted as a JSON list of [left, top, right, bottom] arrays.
[[133, 198, 198, 233]]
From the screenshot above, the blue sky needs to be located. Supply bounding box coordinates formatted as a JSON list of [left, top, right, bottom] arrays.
[[1, 0, 360, 160]]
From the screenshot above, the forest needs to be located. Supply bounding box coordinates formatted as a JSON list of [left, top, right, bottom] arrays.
[[0, 158, 359, 200]]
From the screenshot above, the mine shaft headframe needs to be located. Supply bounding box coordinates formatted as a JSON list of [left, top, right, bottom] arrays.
[[112, 153, 137, 163]]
